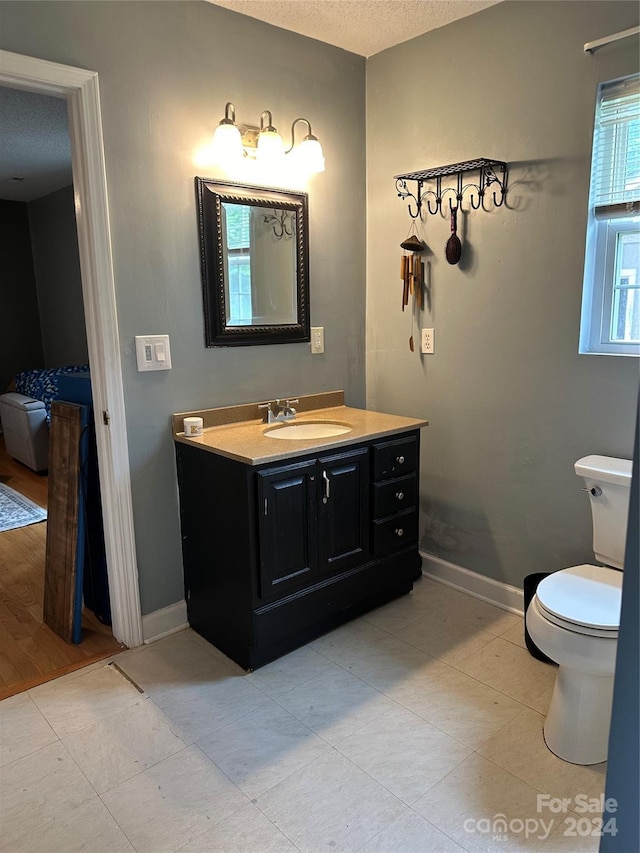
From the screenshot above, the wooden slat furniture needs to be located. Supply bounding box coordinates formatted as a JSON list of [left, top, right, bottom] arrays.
[[43, 402, 83, 643]]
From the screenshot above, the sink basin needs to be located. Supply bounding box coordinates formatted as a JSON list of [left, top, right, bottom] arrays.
[[264, 421, 352, 440]]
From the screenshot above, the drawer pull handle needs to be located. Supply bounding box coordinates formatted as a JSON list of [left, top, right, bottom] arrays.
[[396, 455, 405, 464], [395, 528, 404, 537], [396, 491, 404, 501]]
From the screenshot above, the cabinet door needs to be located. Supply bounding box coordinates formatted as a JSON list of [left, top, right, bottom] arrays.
[[258, 460, 318, 599], [318, 448, 369, 575]]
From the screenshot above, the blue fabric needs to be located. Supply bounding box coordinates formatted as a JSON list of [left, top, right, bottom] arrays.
[[15, 365, 90, 422]]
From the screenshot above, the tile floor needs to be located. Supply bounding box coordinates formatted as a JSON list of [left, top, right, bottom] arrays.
[[0, 577, 609, 852]]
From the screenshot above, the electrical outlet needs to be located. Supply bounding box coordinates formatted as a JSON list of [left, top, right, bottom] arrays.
[[311, 326, 324, 354], [421, 328, 435, 354]]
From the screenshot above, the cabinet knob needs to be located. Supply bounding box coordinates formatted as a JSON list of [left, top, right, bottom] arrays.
[[395, 492, 404, 501], [395, 528, 404, 537], [396, 455, 405, 464]]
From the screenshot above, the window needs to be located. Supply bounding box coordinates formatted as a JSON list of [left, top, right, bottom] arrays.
[[580, 74, 640, 356], [223, 204, 253, 325]]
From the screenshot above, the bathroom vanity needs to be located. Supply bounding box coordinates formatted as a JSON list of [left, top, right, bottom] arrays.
[[173, 392, 427, 669]]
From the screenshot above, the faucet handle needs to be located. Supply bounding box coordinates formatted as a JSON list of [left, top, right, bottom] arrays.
[[285, 398, 299, 407], [258, 401, 274, 422]]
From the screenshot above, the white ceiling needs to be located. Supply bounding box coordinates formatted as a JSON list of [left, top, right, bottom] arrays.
[[208, 0, 502, 57], [1, 1, 502, 202]]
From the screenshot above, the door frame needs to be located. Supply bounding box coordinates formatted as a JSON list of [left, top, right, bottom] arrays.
[[0, 49, 143, 648]]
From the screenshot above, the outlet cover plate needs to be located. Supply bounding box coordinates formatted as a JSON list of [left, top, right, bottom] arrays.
[[421, 328, 434, 354], [311, 326, 324, 354]]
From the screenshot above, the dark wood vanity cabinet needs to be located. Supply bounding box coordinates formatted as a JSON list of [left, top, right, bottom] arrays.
[[258, 448, 369, 599], [175, 430, 421, 670]]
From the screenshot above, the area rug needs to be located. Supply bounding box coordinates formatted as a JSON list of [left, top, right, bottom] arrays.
[[0, 483, 47, 532]]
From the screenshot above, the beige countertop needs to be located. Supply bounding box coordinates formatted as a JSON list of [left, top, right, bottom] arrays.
[[173, 394, 427, 466]]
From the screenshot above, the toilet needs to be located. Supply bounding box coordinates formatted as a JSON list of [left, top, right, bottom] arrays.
[[526, 455, 632, 765]]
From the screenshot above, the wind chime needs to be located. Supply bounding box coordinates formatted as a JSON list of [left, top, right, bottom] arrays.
[[399, 231, 425, 351]]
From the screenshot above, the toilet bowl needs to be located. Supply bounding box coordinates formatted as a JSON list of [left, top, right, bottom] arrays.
[[525, 455, 632, 766], [526, 565, 621, 764]]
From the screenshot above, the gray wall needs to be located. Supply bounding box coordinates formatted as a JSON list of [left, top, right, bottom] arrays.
[[0, 199, 44, 392], [0, 1, 366, 614], [367, 1, 640, 588], [28, 185, 89, 367]]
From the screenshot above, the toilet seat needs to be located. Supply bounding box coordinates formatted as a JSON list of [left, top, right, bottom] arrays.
[[536, 565, 621, 637]]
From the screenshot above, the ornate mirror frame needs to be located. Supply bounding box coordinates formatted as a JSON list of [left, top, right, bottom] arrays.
[[196, 178, 310, 346]]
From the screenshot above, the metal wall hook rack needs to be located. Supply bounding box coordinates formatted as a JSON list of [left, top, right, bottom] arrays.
[[395, 158, 508, 219]]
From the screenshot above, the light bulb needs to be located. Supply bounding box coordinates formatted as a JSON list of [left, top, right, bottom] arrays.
[[211, 122, 243, 164], [296, 137, 325, 173], [257, 130, 285, 163]]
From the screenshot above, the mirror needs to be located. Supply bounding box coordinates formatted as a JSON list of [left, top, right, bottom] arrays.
[[196, 178, 310, 346]]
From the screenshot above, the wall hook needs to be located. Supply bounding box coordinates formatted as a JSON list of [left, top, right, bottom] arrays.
[[426, 194, 440, 215], [469, 191, 483, 210], [406, 198, 421, 219], [396, 178, 423, 219]]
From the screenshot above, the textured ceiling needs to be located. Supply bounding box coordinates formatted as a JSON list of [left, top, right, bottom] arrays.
[[209, 0, 502, 57], [0, 86, 72, 203]]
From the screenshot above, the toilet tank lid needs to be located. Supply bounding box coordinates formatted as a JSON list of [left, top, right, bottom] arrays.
[[575, 455, 632, 486]]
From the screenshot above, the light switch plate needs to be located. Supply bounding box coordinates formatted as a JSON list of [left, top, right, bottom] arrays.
[[135, 335, 172, 371]]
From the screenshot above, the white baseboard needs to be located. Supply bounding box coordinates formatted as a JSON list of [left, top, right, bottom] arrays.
[[140, 562, 523, 644], [142, 600, 188, 643], [420, 552, 525, 616]]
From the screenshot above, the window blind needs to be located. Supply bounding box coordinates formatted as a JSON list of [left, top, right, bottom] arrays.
[[591, 74, 640, 219]]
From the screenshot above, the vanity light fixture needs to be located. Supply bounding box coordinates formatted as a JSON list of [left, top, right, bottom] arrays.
[[211, 102, 325, 174]]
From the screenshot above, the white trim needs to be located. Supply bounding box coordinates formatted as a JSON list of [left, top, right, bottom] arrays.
[[420, 552, 525, 616], [142, 601, 188, 644], [0, 50, 143, 648], [584, 25, 640, 54]]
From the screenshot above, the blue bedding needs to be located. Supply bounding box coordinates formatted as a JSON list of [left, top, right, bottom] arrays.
[[15, 365, 90, 421]]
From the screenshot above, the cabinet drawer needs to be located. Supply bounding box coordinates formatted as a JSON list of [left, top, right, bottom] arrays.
[[372, 508, 417, 555], [372, 474, 417, 518], [372, 435, 417, 481]]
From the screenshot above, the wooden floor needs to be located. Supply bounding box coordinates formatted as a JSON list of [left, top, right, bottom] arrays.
[[0, 435, 125, 699]]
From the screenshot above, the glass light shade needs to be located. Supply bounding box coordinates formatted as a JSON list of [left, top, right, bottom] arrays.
[[211, 122, 243, 164], [296, 137, 325, 173], [257, 130, 285, 162]]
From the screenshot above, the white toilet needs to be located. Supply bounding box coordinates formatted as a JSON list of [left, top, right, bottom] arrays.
[[526, 454, 632, 766]]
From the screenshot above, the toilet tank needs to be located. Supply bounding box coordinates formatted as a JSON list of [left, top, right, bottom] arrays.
[[574, 455, 633, 569]]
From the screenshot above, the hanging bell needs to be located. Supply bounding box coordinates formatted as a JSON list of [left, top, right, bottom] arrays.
[[400, 235, 425, 253]]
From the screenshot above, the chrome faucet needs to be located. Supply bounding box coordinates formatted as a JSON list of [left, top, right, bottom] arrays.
[[258, 399, 299, 424]]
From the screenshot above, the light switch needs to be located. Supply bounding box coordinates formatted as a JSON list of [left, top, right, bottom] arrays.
[[135, 335, 172, 371]]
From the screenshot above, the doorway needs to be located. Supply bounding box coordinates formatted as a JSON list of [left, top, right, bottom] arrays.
[[0, 50, 143, 669]]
